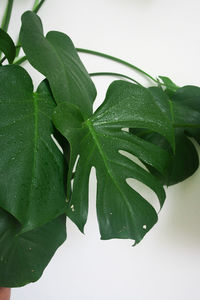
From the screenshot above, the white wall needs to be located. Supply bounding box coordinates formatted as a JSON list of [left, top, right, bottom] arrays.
[[3, 0, 200, 299]]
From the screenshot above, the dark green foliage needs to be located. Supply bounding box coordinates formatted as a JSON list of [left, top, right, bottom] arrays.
[[20, 11, 96, 118], [0, 5, 199, 288], [53, 81, 174, 244], [0, 29, 16, 63], [131, 85, 200, 185], [0, 65, 67, 232], [0, 65, 67, 286], [0, 208, 66, 287]]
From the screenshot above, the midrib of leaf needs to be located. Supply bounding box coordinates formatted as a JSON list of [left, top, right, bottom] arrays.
[[169, 100, 174, 124], [33, 95, 39, 169], [86, 120, 136, 221], [27, 95, 39, 217]]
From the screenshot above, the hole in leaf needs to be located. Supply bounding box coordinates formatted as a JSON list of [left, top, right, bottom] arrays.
[[121, 128, 129, 132], [119, 150, 148, 171], [119, 150, 160, 212], [71, 155, 80, 192], [72, 155, 80, 173], [84, 167, 100, 237], [126, 178, 160, 213], [51, 134, 63, 154], [143, 225, 147, 230]]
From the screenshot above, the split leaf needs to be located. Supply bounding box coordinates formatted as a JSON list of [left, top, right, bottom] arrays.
[[53, 80, 174, 244]]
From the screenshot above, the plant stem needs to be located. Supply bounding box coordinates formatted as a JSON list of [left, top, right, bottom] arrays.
[[1, 0, 14, 32], [32, 0, 40, 11], [77, 48, 158, 84], [32, 0, 46, 14], [0, 56, 7, 64], [89, 72, 142, 86], [14, 55, 26, 65]]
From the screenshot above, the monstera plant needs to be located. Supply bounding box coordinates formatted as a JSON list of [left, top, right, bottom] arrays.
[[0, 0, 200, 288]]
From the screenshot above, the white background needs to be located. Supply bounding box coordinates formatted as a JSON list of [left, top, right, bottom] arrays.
[[1, 0, 200, 299]]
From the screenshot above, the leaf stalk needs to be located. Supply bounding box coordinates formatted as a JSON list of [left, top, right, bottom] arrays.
[[89, 72, 142, 86], [77, 48, 158, 84], [1, 0, 14, 32]]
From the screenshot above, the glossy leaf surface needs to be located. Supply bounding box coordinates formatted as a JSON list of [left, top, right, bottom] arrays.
[[20, 11, 96, 117], [0, 65, 67, 231], [0, 208, 66, 287], [0, 29, 16, 63], [53, 81, 174, 244]]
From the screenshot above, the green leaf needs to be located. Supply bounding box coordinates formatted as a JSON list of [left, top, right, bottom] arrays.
[[131, 129, 199, 186], [0, 29, 16, 63], [0, 208, 66, 287], [159, 76, 179, 92], [131, 86, 200, 186], [169, 85, 200, 183], [0, 65, 67, 231], [20, 11, 96, 118], [53, 81, 174, 244], [172, 85, 200, 141]]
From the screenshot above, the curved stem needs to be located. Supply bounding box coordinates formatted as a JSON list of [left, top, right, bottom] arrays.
[[77, 48, 158, 84], [1, 0, 14, 32], [90, 72, 142, 86]]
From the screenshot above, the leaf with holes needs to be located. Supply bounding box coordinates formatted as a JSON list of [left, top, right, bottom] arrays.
[[53, 80, 174, 244], [0, 65, 67, 231], [20, 11, 96, 117], [0, 208, 66, 287]]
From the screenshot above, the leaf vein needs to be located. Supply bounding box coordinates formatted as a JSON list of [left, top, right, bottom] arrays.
[[87, 120, 135, 220]]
